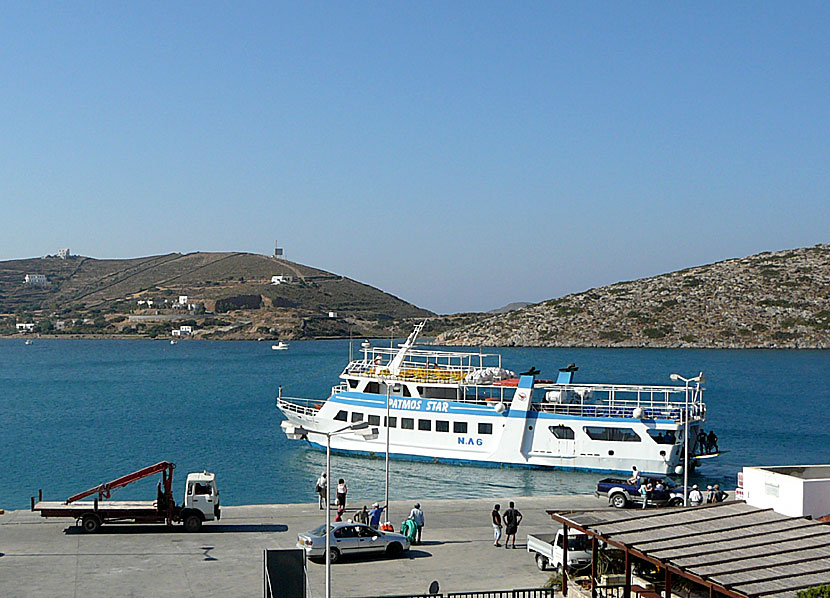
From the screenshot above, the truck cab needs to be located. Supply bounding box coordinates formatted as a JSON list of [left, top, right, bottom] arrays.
[[181, 471, 221, 531], [528, 529, 592, 571]]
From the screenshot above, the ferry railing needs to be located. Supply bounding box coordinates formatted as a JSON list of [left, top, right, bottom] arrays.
[[533, 400, 705, 423], [275, 396, 321, 417]]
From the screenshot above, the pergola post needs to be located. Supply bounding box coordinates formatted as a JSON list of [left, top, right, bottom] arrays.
[[591, 536, 598, 598], [562, 522, 569, 596], [624, 549, 631, 598], [664, 567, 672, 598]]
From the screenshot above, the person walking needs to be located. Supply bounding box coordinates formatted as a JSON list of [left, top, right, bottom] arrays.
[[336, 478, 348, 509], [315, 472, 327, 510], [641, 479, 653, 509], [491, 504, 503, 547], [369, 502, 385, 529], [409, 503, 425, 544], [503, 501, 522, 549]]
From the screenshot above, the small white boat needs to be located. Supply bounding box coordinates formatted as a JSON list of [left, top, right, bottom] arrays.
[[25, 339, 33, 345], [170, 339, 178, 345], [272, 341, 289, 351]]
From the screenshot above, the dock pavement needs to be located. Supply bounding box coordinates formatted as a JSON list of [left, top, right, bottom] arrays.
[[0, 493, 607, 598]]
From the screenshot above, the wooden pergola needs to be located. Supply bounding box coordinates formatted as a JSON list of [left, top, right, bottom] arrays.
[[548, 501, 830, 598]]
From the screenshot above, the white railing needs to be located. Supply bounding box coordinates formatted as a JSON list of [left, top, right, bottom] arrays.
[[276, 396, 321, 417]]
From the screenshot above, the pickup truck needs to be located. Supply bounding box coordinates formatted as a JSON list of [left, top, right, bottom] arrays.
[[527, 529, 592, 572], [595, 477, 684, 509]]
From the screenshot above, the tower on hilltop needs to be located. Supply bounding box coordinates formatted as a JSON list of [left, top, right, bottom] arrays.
[[274, 240, 284, 259]]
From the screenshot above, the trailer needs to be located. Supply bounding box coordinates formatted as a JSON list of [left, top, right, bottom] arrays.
[[32, 461, 220, 533]]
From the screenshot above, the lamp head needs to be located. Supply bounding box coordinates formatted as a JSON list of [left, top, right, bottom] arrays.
[[280, 421, 308, 440], [670, 373, 682, 382], [350, 421, 370, 431], [360, 427, 379, 441]]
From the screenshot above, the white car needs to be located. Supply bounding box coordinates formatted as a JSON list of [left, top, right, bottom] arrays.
[[297, 522, 411, 563]]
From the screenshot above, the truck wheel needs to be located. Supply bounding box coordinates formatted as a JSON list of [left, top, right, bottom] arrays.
[[81, 514, 101, 533], [610, 493, 628, 509], [184, 514, 202, 532], [535, 553, 548, 571], [669, 498, 683, 507]]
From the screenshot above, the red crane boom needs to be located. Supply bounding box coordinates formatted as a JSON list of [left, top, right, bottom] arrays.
[[66, 461, 175, 504]]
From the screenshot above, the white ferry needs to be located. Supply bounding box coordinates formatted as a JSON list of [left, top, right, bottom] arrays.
[[277, 323, 712, 476]]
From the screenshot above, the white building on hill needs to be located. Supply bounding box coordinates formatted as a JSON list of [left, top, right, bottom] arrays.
[[57, 248, 70, 259], [24, 274, 48, 286]]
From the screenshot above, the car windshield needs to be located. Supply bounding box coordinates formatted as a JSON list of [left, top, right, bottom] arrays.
[[308, 524, 332, 537], [569, 535, 590, 551]]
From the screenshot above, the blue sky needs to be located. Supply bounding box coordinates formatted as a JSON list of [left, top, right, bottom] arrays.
[[1, 3, 828, 313]]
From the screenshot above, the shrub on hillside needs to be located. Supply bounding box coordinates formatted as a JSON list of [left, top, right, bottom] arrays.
[[215, 295, 262, 313]]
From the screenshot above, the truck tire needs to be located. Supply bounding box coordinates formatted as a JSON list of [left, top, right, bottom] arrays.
[[183, 513, 202, 533], [610, 493, 628, 509], [669, 497, 683, 507], [535, 553, 548, 571], [81, 514, 101, 533]]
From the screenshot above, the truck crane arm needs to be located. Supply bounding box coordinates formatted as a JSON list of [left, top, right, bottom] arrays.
[[66, 461, 175, 504]]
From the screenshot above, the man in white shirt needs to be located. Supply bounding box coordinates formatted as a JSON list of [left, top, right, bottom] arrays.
[[689, 484, 703, 506], [409, 503, 425, 544]]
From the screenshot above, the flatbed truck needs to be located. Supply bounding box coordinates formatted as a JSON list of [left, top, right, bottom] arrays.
[[32, 461, 220, 533]]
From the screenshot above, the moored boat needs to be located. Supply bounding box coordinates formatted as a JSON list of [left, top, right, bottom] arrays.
[[277, 322, 714, 476]]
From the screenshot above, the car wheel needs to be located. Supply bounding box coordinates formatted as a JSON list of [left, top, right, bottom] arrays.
[[610, 493, 628, 509], [535, 553, 548, 571], [81, 514, 101, 533], [669, 498, 683, 507], [184, 514, 202, 533], [386, 542, 403, 558], [328, 548, 341, 564]]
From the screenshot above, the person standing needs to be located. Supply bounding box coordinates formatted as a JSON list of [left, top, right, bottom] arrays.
[[355, 505, 369, 525], [336, 478, 348, 509], [369, 502, 385, 529], [491, 504, 503, 547], [705, 485, 715, 504], [409, 503, 425, 544], [503, 501, 522, 549], [689, 484, 703, 506], [315, 472, 327, 510], [628, 465, 640, 485]]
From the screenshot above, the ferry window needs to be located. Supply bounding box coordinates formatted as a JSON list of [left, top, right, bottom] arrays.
[[351, 412, 364, 423], [368, 415, 380, 426], [401, 418, 414, 430], [402, 385, 412, 398], [348, 379, 359, 389], [334, 410, 348, 422], [436, 420, 449, 433], [478, 422, 493, 435], [418, 419, 432, 431], [384, 416, 397, 428], [549, 425, 575, 440], [583, 426, 641, 442], [366, 382, 380, 394], [647, 430, 676, 444], [454, 421, 468, 433]]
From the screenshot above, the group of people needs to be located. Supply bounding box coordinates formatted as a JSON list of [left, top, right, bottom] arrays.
[[491, 501, 522, 548], [696, 429, 719, 455], [688, 483, 728, 506], [313, 472, 425, 543]]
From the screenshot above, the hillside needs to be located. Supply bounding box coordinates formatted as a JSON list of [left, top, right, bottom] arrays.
[[0, 252, 434, 339], [437, 245, 830, 349]]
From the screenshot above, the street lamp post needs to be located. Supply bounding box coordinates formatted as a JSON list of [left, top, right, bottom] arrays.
[[669, 372, 704, 506], [383, 379, 401, 524], [281, 420, 378, 598]]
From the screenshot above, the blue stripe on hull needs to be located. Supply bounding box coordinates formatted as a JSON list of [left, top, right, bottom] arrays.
[[304, 441, 667, 476]]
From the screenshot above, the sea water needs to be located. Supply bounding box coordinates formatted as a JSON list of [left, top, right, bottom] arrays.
[[1, 338, 828, 509]]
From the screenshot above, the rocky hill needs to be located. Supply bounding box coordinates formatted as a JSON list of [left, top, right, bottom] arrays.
[[437, 245, 830, 349], [0, 252, 434, 339]]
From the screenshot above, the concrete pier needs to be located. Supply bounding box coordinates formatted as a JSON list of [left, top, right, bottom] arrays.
[[0, 494, 607, 598]]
